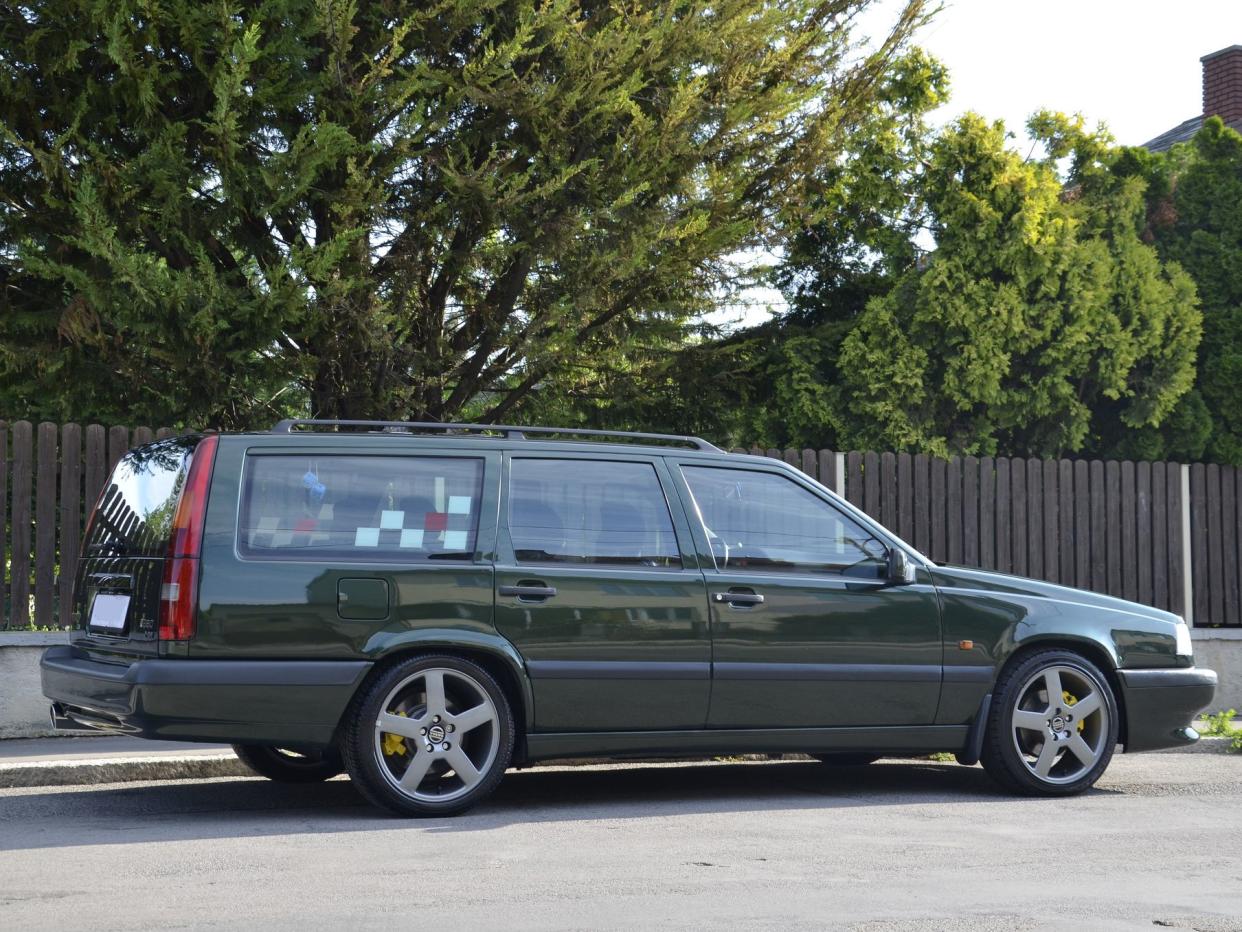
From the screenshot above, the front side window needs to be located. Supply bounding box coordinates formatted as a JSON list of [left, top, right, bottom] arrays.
[[508, 459, 682, 568], [681, 466, 888, 578], [240, 455, 483, 561]]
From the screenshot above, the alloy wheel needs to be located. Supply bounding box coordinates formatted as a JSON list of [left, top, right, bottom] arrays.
[[1010, 663, 1110, 784], [372, 667, 500, 803]]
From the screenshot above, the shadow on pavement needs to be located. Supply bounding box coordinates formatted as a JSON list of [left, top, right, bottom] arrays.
[[0, 759, 1108, 851]]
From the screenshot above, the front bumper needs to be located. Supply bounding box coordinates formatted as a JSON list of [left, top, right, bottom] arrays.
[[41, 645, 372, 747], [1117, 667, 1217, 752]]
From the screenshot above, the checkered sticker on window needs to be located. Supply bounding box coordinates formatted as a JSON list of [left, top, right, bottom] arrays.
[[240, 455, 484, 561]]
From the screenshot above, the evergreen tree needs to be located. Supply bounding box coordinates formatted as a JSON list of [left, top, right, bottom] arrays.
[[0, 0, 930, 427]]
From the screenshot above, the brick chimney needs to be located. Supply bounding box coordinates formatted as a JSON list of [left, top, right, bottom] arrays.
[[1202, 45, 1242, 126]]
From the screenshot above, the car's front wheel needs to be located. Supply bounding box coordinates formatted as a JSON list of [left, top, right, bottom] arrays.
[[232, 744, 344, 783], [342, 654, 514, 817], [981, 648, 1118, 796]]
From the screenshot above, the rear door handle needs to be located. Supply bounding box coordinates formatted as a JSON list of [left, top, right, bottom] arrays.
[[713, 590, 765, 607], [499, 584, 558, 601]]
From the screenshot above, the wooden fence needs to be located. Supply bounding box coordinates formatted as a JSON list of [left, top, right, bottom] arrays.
[[0, 421, 1238, 627], [732, 447, 1238, 627]]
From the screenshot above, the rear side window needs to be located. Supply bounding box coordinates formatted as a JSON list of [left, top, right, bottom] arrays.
[[508, 459, 681, 568], [240, 455, 483, 561], [86, 437, 199, 557]]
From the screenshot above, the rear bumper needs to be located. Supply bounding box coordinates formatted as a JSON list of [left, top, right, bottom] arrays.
[[1117, 667, 1217, 752], [40, 645, 372, 747]]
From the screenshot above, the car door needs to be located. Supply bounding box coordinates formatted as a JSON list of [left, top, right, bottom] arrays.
[[671, 460, 943, 728], [493, 453, 711, 732]]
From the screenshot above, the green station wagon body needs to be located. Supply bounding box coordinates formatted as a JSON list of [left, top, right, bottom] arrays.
[[41, 422, 1217, 814]]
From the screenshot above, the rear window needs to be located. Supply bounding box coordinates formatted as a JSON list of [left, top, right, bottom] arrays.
[[85, 437, 199, 558], [239, 455, 484, 561]]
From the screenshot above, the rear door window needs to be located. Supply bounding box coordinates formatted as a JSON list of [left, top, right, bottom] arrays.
[[508, 459, 681, 567], [240, 455, 483, 561]]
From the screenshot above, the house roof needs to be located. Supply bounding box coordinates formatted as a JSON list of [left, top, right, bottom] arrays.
[[1142, 115, 1242, 152]]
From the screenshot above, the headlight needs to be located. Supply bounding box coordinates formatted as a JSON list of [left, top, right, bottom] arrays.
[[1175, 620, 1193, 657]]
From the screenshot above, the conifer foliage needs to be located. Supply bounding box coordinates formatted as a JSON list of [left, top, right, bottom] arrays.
[[0, 0, 928, 426]]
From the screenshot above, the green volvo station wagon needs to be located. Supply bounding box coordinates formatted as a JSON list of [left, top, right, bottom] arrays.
[[42, 421, 1217, 816]]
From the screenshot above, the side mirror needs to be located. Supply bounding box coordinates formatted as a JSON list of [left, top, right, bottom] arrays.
[[887, 548, 915, 585]]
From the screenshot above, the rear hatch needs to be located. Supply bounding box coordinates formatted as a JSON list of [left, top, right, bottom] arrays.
[[73, 436, 204, 659]]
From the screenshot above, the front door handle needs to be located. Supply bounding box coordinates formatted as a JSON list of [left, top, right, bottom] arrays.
[[713, 590, 765, 607], [499, 583, 558, 601]]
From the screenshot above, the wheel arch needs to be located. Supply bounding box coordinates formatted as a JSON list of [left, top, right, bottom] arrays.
[[335, 630, 534, 761], [995, 636, 1128, 746]]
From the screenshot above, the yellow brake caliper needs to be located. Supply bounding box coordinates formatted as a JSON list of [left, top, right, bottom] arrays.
[[382, 710, 409, 757], [1062, 691, 1086, 733]]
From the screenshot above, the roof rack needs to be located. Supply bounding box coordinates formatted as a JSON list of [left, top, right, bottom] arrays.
[[269, 419, 722, 452]]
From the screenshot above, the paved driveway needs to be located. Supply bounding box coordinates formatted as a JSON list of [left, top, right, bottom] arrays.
[[1, 753, 1240, 930]]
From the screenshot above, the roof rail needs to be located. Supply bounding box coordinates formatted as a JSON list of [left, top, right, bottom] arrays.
[[269, 419, 722, 452]]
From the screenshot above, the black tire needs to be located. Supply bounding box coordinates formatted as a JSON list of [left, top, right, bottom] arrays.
[[980, 648, 1119, 797], [342, 654, 514, 817], [232, 744, 344, 783], [812, 753, 880, 766]]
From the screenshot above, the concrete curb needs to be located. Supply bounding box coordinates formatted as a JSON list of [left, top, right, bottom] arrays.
[[0, 755, 251, 789], [1, 741, 1235, 790]]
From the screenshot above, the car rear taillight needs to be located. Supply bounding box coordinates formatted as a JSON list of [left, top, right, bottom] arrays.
[[159, 435, 218, 641]]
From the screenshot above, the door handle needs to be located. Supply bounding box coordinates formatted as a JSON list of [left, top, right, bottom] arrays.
[[713, 590, 765, 607], [499, 584, 558, 601]]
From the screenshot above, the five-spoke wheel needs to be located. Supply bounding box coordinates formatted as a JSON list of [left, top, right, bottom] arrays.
[[343, 655, 514, 816], [982, 649, 1118, 796]]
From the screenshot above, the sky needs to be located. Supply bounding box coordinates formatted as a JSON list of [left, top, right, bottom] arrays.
[[718, 0, 1242, 329]]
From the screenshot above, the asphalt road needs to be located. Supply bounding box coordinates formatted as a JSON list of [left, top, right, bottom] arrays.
[[1, 753, 1240, 931]]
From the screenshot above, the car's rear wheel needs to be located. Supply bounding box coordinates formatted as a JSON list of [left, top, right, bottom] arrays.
[[981, 649, 1118, 796], [812, 753, 880, 766], [342, 654, 514, 817], [232, 744, 344, 783]]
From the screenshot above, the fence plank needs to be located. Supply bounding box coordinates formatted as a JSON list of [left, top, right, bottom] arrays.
[[880, 452, 897, 531], [897, 453, 914, 542], [913, 454, 930, 555], [1121, 461, 1138, 603], [1106, 461, 1122, 598], [930, 457, 947, 562], [979, 456, 995, 570], [108, 426, 129, 471], [1168, 464, 1186, 618], [1207, 463, 1224, 626], [1090, 461, 1106, 593], [864, 451, 881, 520], [947, 457, 962, 564], [1043, 458, 1058, 584], [783, 448, 799, 470], [1137, 461, 1153, 607], [1221, 466, 1239, 625], [1026, 458, 1043, 580], [800, 449, 816, 481], [133, 426, 155, 447], [34, 423, 58, 628], [1235, 467, 1242, 623], [0, 424, 7, 627], [59, 424, 82, 628], [1190, 463, 1208, 624], [10, 422, 33, 628], [1011, 458, 1027, 577], [1074, 460, 1090, 590], [1058, 459, 1074, 584], [155, 427, 175, 440], [847, 452, 864, 508], [995, 457, 1011, 574], [84, 425, 107, 519], [818, 450, 836, 494], [1152, 462, 1168, 612], [964, 456, 979, 566]]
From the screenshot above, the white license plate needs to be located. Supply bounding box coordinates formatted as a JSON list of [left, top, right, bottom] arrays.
[[89, 593, 131, 632]]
